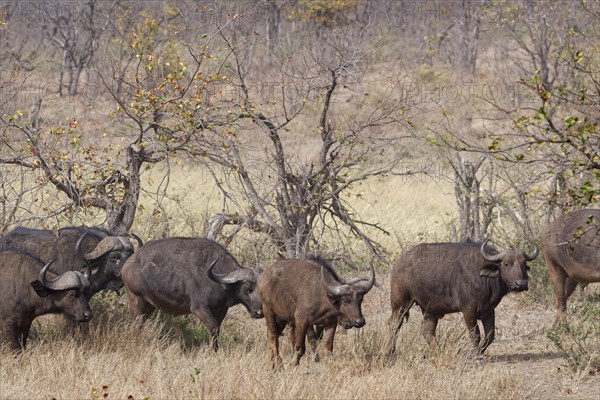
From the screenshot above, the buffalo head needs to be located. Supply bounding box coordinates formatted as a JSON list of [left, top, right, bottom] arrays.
[[208, 258, 264, 319], [30, 259, 93, 322], [322, 264, 375, 329], [480, 239, 538, 291], [76, 232, 137, 291]]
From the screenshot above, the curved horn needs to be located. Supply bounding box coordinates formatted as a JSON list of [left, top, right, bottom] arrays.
[[525, 243, 539, 261], [39, 259, 57, 287], [354, 264, 376, 293], [129, 232, 144, 248], [481, 239, 505, 262], [39, 260, 87, 291], [83, 237, 123, 260], [344, 276, 369, 285], [75, 231, 89, 258], [208, 258, 245, 285], [321, 266, 352, 297]]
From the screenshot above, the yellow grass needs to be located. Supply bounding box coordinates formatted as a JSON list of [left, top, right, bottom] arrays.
[[1, 273, 598, 399]]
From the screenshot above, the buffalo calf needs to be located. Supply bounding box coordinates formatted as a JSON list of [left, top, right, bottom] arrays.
[[257, 257, 375, 369]]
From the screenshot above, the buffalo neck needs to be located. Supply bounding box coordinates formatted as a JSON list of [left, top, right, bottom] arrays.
[[485, 274, 509, 309]]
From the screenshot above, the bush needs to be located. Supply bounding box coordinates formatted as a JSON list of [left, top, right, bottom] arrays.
[[524, 257, 555, 306], [546, 294, 600, 374]]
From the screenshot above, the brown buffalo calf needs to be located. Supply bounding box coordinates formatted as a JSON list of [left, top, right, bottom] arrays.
[[257, 257, 375, 370]]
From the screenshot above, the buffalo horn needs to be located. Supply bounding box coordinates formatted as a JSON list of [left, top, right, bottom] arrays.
[[354, 264, 376, 293], [321, 267, 352, 297], [344, 277, 368, 285], [39, 259, 88, 291], [207, 258, 248, 284], [525, 244, 539, 261], [480, 239, 505, 262], [75, 231, 89, 258], [129, 232, 144, 248], [83, 237, 125, 260]]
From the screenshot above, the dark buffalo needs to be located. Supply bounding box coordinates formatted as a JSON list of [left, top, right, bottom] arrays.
[[541, 208, 600, 324], [387, 240, 538, 356], [257, 257, 375, 369], [121, 237, 263, 350], [0, 250, 93, 351], [0, 226, 140, 296]]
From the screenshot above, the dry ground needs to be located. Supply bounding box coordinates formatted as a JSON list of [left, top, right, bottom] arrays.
[[1, 275, 598, 400]]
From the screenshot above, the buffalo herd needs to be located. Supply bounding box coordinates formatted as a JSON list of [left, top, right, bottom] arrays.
[[0, 209, 598, 369]]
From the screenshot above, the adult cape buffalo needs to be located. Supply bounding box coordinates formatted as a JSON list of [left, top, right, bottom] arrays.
[[0, 226, 140, 296], [121, 237, 263, 350], [541, 208, 600, 323], [388, 240, 538, 356], [257, 257, 375, 370], [0, 250, 93, 351]]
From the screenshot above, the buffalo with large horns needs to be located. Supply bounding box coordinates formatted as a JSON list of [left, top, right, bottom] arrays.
[[0, 250, 93, 351], [121, 237, 263, 350], [388, 240, 538, 356], [0, 226, 142, 297]]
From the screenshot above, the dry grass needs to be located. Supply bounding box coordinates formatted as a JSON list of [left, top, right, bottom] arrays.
[[2, 275, 598, 400]]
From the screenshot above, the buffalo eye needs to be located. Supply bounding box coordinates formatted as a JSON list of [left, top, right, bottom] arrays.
[[109, 254, 122, 262], [342, 298, 351, 305]]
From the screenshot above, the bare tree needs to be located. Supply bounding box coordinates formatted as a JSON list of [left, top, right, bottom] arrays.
[[43, 0, 109, 97], [436, 1, 600, 221], [449, 154, 494, 241]]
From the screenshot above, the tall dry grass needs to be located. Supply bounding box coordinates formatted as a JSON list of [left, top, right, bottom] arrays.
[[1, 286, 526, 400]]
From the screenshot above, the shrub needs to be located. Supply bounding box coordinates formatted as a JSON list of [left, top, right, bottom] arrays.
[[546, 294, 600, 374]]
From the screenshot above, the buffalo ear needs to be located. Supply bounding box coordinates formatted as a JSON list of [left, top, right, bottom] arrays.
[[31, 280, 51, 297], [480, 264, 500, 278]]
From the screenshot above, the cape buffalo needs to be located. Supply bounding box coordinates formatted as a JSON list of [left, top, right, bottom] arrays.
[[257, 257, 375, 370], [121, 237, 263, 350], [387, 240, 538, 356], [0, 226, 140, 296], [0, 250, 93, 351], [541, 208, 600, 324]]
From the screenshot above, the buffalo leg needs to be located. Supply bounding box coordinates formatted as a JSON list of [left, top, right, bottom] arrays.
[[320, 324, 337, 360], [191, 306, 221, 351], [421, 313, 439, 350], [287, 321, 296, 348], [126, 292, 155, 322], [18, 320, 32, 350], [308, 325, 326, 362], [387, 300, 413, 357], [462, 310, 481, 350], [4, 321, 23, 352], [546, 260, 569, 324], [264, 307, 283, 370], [292, 320, 309, 366], [564, 277, 579, 300], [479, 311, 495, 354]]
